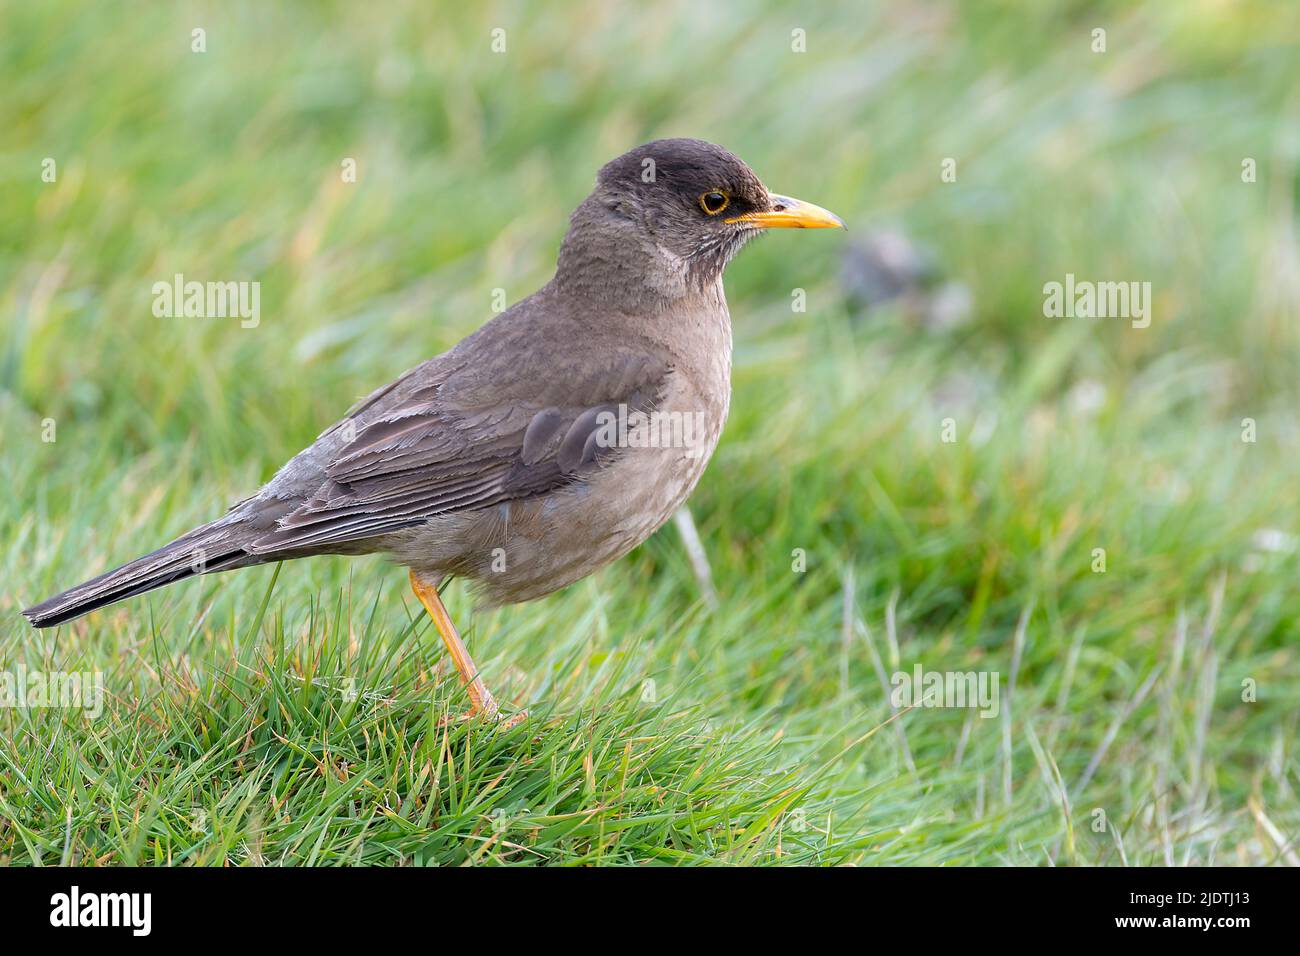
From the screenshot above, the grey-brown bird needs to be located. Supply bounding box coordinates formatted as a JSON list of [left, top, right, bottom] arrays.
[[24, 139, 844, 722]]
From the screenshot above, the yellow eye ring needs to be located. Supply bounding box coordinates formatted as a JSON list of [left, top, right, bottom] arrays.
[[699, 191, 730, 215]]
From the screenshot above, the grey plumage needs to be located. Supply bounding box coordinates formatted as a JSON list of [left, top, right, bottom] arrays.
[[24, 139, 842, 629]]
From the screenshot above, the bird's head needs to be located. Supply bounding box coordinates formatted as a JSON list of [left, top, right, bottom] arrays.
[[557, 138, 844, 303]]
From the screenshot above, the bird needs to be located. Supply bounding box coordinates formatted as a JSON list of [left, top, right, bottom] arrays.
[[23, 138, 844, 723]]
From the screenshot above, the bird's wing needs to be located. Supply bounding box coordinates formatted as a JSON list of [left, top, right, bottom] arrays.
[[248, 342, 670, 553]]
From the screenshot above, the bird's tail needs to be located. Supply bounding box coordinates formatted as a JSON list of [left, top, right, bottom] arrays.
[[22, 519, 261, 629]]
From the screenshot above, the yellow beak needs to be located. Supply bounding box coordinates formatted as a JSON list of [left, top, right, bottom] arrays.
[[725, 193, 846, 229]]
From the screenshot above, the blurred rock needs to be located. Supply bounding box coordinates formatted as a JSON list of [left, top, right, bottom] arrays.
[[840, 229, 934, 303], [839, 228, 973, 332]]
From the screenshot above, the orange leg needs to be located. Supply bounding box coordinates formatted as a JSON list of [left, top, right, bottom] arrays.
[[409, 570, 525, 726]]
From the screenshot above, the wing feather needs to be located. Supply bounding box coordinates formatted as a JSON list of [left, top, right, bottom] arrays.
[[249, 347, 669, 554]]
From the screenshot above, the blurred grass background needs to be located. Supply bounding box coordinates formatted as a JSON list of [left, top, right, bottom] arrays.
[[1, 0, 1297, 864]]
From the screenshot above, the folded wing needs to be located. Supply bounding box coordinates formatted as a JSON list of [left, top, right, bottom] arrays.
[[249, 347, 669, 554]]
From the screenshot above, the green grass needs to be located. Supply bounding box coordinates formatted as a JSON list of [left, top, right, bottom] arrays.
[[1, 0, 1298, 865]]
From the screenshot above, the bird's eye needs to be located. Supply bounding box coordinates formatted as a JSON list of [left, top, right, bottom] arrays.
[[699, 191, 730, 215]]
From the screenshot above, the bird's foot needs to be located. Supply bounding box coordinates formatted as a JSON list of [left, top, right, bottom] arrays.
[[499, 709, 529, 730], [410, 570, 527, 730], [438, 706, 529, 729]]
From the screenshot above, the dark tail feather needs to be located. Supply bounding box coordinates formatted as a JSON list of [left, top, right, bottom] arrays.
[[22, 521, 260, 628]]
